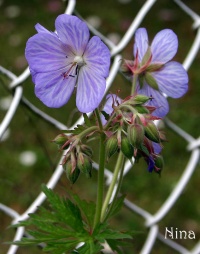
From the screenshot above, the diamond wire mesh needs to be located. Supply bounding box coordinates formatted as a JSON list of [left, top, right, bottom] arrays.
[[0, 0, 200, 253]]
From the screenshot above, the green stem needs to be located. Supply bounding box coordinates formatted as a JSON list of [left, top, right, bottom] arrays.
[[131, 74, 138, 95], [118, 104, 137, 114], [93, 133, 106, 228], [93, 109, 105, 229], [101, 151, 124, 221], [114, 155, 125, 198], [104, 155, 125, 221], [104, 113, 115, 130], [95, 108, 103, 131]]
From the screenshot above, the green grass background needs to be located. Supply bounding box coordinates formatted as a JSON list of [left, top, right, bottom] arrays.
[[0, 0, 200, 253]]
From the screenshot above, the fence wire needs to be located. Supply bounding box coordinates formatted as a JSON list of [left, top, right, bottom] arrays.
[[0, 0, 200, 253]]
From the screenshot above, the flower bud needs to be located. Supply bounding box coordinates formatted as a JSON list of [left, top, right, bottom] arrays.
[[52, 133, 69, 149], [127, 124, 144, 148], [144, 121, 160, 143], [77, 153, 92, 178], [105, 136, 118, 159], [132, 94, 150, 105], [80, 145, 93, 157], [121, 136, 134, 159], [134, 105, 149, 114], [154, 155, 164, 173], [62, 152, 70, 165], [64, 161, 80, 184]]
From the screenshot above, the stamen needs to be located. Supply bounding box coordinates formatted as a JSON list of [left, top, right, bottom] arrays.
[[75, 65, 78, 75], [62, 63, 77, 79], [62, 55, 84, 79]]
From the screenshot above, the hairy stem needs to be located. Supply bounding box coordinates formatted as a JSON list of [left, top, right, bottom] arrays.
[[93, 109, 106, 229], [101, 151, 124, 221], [103, 155, 125, 222], [95, 108, 103, 130]]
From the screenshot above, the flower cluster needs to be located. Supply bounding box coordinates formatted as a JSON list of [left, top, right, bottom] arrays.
[[122, 28, 188, 117], [102, 94, 164, 173], [26, 15, 188, 175], [53, 133, 94, 183], [25, 14, 110, 113]]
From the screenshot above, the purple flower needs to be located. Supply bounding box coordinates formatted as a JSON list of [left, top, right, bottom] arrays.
[[125, 28, 188, 117], [25, 14, 110, 113]]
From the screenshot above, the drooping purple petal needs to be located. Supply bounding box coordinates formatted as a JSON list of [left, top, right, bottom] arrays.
[[34, 70, 76, 108], [84, 36, 110, 78], [152, 142, 162, 154], [25, 32, 70, 72], [147, 155, 155, 172], [104, 94, 121, 115], [152, 61, 188, 98], [101, 94, 122, 125], [76, 67, 106, 113], [151, 29, 178, 64], [133, 28, 149, 62], [137, 83, 169, 117], [55, 14, 89, 56]]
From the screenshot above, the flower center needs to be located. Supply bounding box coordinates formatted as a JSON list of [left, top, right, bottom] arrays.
[[73, 55, 85, 67], [62, 55, 85, 79]]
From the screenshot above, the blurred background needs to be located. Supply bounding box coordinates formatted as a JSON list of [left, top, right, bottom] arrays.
[[0, 0, 200, 253]]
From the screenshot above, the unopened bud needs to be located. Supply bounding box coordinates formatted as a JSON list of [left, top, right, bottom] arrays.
[[80, 145, 93, 157], [77, 153, 92, 178], [144, 122, 160, 143], [62, 153, 70, 165], [134, 105, 149, 114], [154, 155, 164, 173], [127, 124, 144, 148], [105, 136, 118, 159], [64, 161, 80, 184], [121, 136, 134, 159], [52, 133, 69, 149], [132, 94, 150, 105]]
